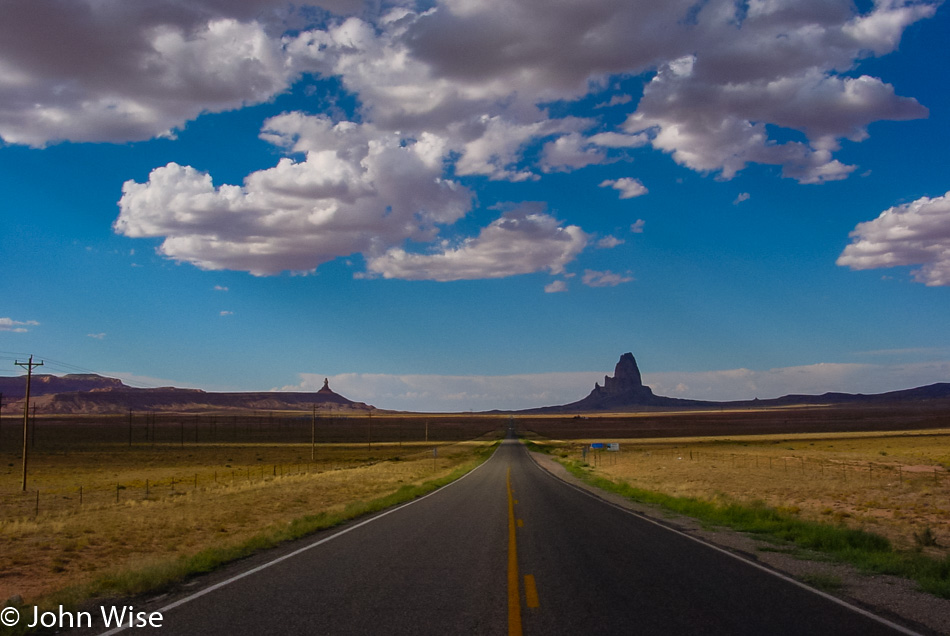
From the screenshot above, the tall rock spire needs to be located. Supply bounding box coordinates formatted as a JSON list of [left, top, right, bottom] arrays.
[[603, 352, 643, 394], [562, 352, 657, 410]]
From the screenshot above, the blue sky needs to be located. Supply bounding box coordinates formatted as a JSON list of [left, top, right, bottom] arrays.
[[2, 0, 950, 412]]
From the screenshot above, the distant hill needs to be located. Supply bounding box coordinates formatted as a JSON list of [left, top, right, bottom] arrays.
[[0, 373, 127, 400], [0, 375, 373, 414], [525, 353, 950, 413]]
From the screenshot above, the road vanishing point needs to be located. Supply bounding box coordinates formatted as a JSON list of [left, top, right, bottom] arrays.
[[90, 433, 923, 636]]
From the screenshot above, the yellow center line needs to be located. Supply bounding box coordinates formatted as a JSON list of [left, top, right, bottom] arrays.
[[507, 467, 522, 636], [524, 574, 540, 609]]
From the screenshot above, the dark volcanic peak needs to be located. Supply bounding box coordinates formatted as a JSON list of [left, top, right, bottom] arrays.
[[528, 353, 950, 414], [551, 352, 676, 412], [602, 352, 643, 394]]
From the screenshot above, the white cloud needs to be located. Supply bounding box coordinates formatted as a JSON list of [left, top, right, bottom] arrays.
[[837, 191, 950, 286], [365, 205, 589, 281], [114, 115, 473, 276], [630, 219, 645, 234], [582, 269, 634, 287], [220, 311, 234, 316], [9, 0, 922, 280], [213, 285, 229, 292], [0, 5, 299, 147], [544, 280, 568, 293], [597, 236, 624, 249], [0, 318, 39, 333], [733, 192, 751, 205], [541, 133, 607, 173], [86, 332, 106, 340], [595, 94, 633, 109], [587, 132, 649, 148], [600, 177, 648, 199]]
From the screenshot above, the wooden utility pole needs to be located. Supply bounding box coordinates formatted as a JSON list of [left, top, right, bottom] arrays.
[[15, 355, 43, 491]]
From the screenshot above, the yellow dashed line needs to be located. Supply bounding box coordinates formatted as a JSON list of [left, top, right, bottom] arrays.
[[507, 467, 522, 636], [524, 574, 540, 609]]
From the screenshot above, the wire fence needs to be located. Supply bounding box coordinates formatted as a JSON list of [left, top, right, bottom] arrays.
[[0, 452, 451, 520]]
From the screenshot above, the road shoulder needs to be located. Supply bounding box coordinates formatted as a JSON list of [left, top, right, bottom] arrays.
[[526, 449, 950, 636]]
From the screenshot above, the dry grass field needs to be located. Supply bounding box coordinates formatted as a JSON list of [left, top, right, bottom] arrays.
[[526, 428, 950, 557], [0, 413, 505, 606]]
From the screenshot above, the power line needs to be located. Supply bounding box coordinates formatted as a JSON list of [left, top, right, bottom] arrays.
[[1, 351, 163, 389]]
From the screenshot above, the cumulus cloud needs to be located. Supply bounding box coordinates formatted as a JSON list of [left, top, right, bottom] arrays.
[[597, 236, 624, 249], [0, 1, 304, 146], [86, 332, 106, 339], [0, 317, 39, 333], [365, 205, 589, 281], [837, 191, 950, 286], [541, 133, 607, 173], [582, 269, 634, 287], [600, 177, 648, 199], [544, 280, 568, 293], [621, 1, 934, 183], [733, 192, 751, 205], [1, 0, 931, 280], [114, 115, 473, 276]]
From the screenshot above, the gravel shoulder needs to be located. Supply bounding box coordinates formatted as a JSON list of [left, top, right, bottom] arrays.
[[528, 450, 950, 636]]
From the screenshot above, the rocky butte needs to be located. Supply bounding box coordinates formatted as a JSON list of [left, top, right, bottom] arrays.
[[530, 352, 950, 413], [0, 375, 373, 415], [555, 352, 677, 411]]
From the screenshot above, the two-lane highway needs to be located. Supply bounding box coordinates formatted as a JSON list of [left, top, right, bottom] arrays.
[[89, 435, 920, 635]]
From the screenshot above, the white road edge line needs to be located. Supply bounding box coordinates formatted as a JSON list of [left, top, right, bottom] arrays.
[[96, 444, 500, 636], [523, 447, 925, 636]]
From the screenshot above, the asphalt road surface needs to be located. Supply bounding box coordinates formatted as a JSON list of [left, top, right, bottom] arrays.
[[87, 434, 921, 636]]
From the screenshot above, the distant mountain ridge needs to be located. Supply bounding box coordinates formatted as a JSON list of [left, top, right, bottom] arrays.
[[3, 357, 949, 415], [525, 353, 950, 413], [0, 373, 127, 400], [0, 375, 373, 414]]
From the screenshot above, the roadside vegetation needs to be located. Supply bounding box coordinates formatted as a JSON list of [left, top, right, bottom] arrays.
[[523, 430, 950, 598], [0, 414, 504, 620]]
